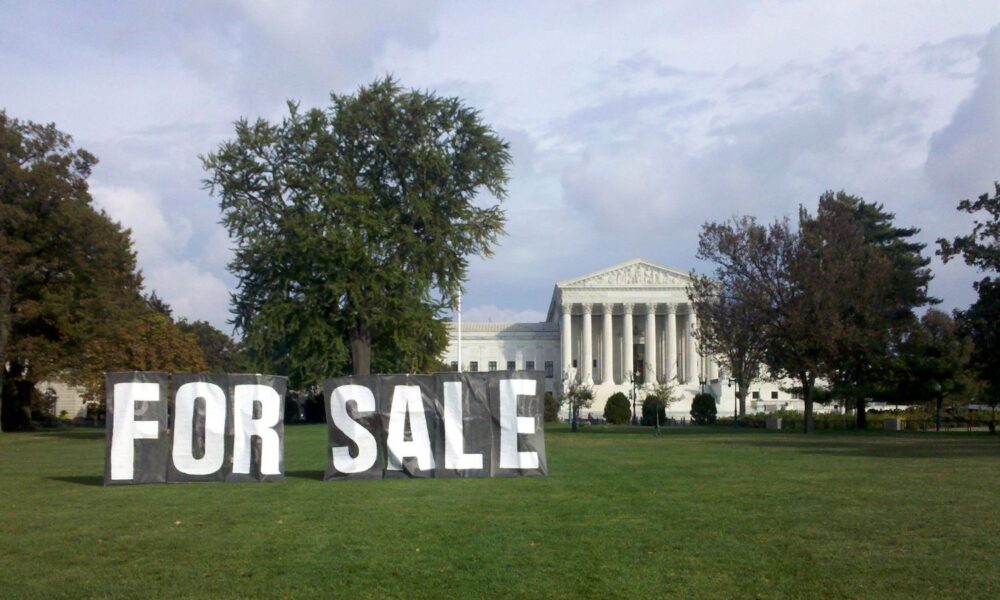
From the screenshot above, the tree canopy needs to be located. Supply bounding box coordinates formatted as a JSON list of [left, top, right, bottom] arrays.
[[693, 192, 901, 433], [690, 216, 775, 416], [1, 112, 205, 430], [890, 309, 976, 409], [203, 77, 511, 384], [816, 192, 935, 426], [176, 319, 249, 374], [938, 182, 1000, 403], [1, 113, 136, 428]]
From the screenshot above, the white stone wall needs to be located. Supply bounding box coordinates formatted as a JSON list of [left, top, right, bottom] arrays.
[[442, 323, 561, 394], [36, 380, 88, 419]]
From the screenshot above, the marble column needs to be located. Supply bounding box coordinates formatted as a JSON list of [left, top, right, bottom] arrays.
[[644, 303, 657, 384], [602, 304, 613, 385], [665, 303, 677, 382], [709, 355, 719, 381], [622, 303, 633, 384], [582, 303, 593, 385], [686, 310, 698, 384], [560, 303, 572, 382]]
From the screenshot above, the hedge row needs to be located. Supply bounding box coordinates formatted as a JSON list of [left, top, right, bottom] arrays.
[[716, 409, 997, 430]]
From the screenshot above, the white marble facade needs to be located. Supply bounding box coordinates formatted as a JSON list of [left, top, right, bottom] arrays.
[[444, 259, 806, 419]]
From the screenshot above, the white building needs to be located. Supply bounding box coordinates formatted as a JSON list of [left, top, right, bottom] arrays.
[[444, 258, 811, 419], [36, 379, 88, 420]]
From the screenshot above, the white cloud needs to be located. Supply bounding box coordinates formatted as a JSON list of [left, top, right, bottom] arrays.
[[144, 261, 233, 332], [4, 1, 1000, 328], [91, 184, 232, 330], [201, 225, 235, 273], [926, 25, 1000, 200], [90, 185, 188, 264]]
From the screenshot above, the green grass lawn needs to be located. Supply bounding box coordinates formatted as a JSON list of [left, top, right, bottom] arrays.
[[1, 425, 998, 599]]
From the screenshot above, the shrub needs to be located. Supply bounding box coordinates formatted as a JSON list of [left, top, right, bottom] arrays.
[[604, 392, 632, 424], [641, 395, 667, 426], [284, 396, 301, 424], [302, 392, 326, 423], [544, 392, 559, 423], [690, 393, 717, 425]]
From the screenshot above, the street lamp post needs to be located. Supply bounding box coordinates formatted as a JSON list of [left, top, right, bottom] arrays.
[[628, 371, 639, 425], [933, 381, 943, 432]]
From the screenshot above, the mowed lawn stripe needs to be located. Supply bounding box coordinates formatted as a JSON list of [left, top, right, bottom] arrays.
[[1, 425, 997, 599]]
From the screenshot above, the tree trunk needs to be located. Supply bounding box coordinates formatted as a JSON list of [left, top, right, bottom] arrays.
[[856, 397, 867, 429], [0, 279, 12, 433], [737, 380, 747, 417], [801, 374, 815, 434], [1, 371, 33, 432], [348, 321, 372, 376]]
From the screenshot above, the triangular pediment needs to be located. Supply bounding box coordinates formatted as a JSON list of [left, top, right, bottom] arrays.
[[557, 259, 691, 289]]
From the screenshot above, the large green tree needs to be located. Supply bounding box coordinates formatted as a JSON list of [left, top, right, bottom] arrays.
[[695, 196, 893, 433], [766, 201, 893, 433], [890, 309, 976, 424], [1, 113, 143, 430], [818, 192, 935, 427], [938, 182, 1000, 404], [1, 112, 208, 429], [203, 77, 510, 384]]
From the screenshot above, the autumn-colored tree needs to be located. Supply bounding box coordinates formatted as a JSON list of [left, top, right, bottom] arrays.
[[690, 216, 775, 417], [766, 201, 893, 433], [75, 310, 207, 406], [176, 319, 248, 373], [1, 113, 141, 430], [694, 195, 893, 433], [1, 112, 206, 429]]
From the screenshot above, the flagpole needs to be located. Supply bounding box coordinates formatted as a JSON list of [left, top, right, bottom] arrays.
[[457, 291, 463, 372]]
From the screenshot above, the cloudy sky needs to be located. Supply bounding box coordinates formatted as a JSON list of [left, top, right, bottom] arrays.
[[3, 1, 999, 332]]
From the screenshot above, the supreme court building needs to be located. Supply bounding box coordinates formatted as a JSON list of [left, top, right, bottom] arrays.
[[444, 258, 803, 419]]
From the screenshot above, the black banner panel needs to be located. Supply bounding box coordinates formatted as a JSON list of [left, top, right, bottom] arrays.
[[381, 374, 440, 479], [323, 372, 547, 480], [323, 375, 386, 481], [226, 373, 287, 483], [167, 373, 229, 483], [104, 371, 545, 485], [104, 372, 169, 486], [434, 372, 493, 479], [104, 372, 287, 485], [487, 372, 548, 478]]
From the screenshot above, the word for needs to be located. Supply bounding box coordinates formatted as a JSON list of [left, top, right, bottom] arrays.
[[104, 373, 286, 485]]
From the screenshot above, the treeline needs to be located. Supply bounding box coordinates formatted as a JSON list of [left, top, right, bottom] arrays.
[[0, 112, 246, 431], [691, 189, 1000, 433]]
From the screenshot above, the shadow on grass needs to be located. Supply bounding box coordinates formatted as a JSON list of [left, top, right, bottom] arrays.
[[724, 435, 1000, 459], [286, 470, 325, 481], [546, 424, 753, 436], [34, 429, 105, 440], [48, 475, 103, 487]]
